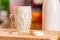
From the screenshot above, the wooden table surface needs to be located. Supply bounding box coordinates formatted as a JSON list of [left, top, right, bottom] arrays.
[[0, 29, 60, 40]]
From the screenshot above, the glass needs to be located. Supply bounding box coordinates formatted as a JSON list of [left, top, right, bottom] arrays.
[[10, 6, 32, 34]]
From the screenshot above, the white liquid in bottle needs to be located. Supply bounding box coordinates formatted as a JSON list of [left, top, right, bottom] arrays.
[[42, 0, 60, 31]]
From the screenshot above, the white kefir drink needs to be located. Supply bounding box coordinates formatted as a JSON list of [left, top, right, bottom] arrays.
[[42, 0, 60, 31], [14, 6, 31, 34]]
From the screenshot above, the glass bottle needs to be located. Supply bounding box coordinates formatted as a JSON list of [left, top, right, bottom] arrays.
[[42, 0, 60, 31], [31, 0, 42, 30]]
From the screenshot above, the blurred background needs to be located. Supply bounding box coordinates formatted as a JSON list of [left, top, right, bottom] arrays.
[[0, 0, 42, 30]]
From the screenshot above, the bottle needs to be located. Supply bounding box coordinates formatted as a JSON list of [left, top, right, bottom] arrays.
[[31, 0, 42, 30], [42, 0, 60, 31]]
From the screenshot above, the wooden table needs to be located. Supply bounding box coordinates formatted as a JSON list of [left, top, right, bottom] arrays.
[[0, 29, 60, 40]]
